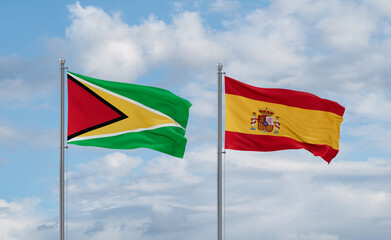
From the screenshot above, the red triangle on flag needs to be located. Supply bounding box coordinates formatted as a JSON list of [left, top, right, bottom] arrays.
[[67, 76, 127, 140]]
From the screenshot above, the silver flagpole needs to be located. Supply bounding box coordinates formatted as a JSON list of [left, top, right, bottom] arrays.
[[59, 58, 66, 240], [217, 63, 223, 240]]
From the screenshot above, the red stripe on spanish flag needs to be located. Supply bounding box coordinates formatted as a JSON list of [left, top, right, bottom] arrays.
[[225, 76, 345, 163], [225, 77, 345, 116]]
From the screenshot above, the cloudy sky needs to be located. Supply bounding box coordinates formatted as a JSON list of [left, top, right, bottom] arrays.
[[1, 0, 390, 239]]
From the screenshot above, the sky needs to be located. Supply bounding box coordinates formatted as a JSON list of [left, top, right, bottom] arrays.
[[0, 0, 390, 239]]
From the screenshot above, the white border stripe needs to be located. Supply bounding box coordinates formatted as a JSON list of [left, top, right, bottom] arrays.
[[68, 123, 181, 142]]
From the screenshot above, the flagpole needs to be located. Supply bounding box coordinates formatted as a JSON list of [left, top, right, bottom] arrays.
[[217, 63, 223, 240], [59, 58, 66, 240]]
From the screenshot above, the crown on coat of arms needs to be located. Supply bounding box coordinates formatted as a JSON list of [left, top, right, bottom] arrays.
[[258, 107, 274, 116]]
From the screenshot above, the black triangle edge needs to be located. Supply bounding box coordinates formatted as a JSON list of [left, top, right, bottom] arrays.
[[67, 74, 128, 141]]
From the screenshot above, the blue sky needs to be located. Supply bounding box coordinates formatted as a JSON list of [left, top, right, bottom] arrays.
[[1, 0, 390, 239]]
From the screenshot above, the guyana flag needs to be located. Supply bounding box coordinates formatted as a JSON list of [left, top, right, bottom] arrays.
[[225, 76, 345, 163], [67, 72, 192, 158]]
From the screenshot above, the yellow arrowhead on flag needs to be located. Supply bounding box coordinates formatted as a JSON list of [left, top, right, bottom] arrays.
[[67, 72, 191, 158], [69, 77, 180, 141]]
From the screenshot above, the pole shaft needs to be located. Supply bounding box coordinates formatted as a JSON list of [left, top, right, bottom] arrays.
[[59, 58, 65, 240], [217, 63, 223, 240]]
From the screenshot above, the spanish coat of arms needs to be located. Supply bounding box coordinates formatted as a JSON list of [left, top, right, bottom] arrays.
[[250, 107, 280, 134]]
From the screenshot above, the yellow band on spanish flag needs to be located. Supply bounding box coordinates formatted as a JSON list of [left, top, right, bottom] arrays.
[[225, 76, 345, 163]]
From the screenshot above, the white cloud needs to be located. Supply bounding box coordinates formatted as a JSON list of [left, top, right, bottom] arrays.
[[345, 123, 391, 151], [184, 81, 216, 118], [0, 55, 56, 107], [349, 91, 391, 120], [218, 0, 391, 94], [0, 78, 28, 103], [55, 150, 216, 239], [220, 151, 391, 240], [209, 0, 242, 13], [2, 148, 391, 239], [66, 2, 145, 82], [66, 152, 143, 210], [144, 204, 187, 235], [0, 198, 57, 240], [77, 152, 143, 179], [364, 0, 391, 20], [66, 3, 222, 83], [314, 1, 377, 50], [225, 150, 391, 177], [0, 119, 24, 145], [63, 149, 391, 240], [219, 8, 307, 84], [282, 232, 340, 240]]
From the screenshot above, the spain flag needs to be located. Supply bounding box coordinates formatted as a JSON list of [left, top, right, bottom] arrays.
[[225, 76, 345, 163]]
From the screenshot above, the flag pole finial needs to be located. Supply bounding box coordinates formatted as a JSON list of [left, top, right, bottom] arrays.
[[59, 58, 65, 66], [217, 63, 223, 72]]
